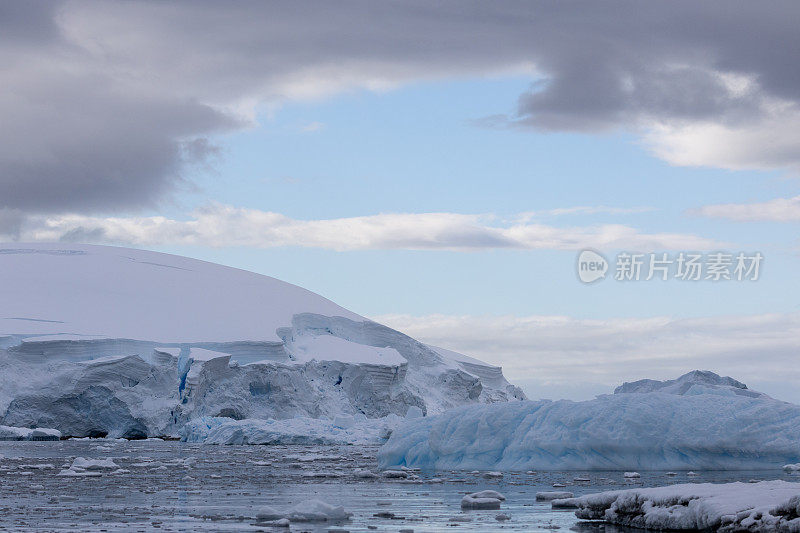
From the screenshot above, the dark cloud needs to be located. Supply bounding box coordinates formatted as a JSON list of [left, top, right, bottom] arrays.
[[2, 1, 799, 213]]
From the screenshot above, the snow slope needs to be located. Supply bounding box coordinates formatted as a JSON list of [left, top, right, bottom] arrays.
[[0, 243, 523, 438], [378, 371, 800, 471], [565, 481, 800, 532]]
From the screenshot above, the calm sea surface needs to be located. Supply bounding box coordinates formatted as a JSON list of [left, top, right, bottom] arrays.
[[0, 440, 792, 532]]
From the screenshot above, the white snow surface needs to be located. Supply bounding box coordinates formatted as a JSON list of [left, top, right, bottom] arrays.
[[0, 243, 523, 438], [378, 371, 800, 471], [0, 243, 358, 343], [566, 481, 800, 532]]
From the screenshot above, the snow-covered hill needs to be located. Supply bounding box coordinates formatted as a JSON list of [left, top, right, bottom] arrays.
[[0, 243, 524, 438], [378, 371, 800, 471]]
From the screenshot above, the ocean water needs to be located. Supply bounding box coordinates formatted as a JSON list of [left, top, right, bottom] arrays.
[[0, 440, 793, 532]]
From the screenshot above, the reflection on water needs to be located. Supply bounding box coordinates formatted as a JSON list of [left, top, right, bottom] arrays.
[[0, 440, 793, 532]]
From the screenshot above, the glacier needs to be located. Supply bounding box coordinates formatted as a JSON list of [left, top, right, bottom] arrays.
[[378, 371, 800, 471], [0, 243, 523, 439], [180, 414, 404, 446]]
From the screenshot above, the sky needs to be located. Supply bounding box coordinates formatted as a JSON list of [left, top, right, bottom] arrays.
[[2, 1, 799, 401]]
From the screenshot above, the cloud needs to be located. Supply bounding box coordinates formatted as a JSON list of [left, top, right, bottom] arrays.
[[2, 1, 800, 213], [3, 204, 722, 251], [375, 312, 800, 401], [517, 206, 657, 220], [692, 196, 800, 222]]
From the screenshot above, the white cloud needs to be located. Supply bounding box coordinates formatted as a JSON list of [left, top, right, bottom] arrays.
[[692, 195, 800, 222], [7, 204, 723, 252], [374, 312, 800, 402], [643, 100, 800, 172]]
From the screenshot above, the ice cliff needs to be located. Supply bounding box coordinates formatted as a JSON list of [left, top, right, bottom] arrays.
[[378, 371, 800, 471], [0, 243, 524, 438]]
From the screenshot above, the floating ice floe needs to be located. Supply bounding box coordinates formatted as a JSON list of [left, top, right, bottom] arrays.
[[563, 481, 800, 532], [58, 457, 119, 476], [461, 490, 506, 509], [256, 499, 352, 523], [379, 371, 800, 471], [536, 491, 574, 501], [0, 425, 60, 441]]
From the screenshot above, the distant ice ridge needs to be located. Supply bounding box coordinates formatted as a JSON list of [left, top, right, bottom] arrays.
[[563, 481, 800, 532], [614, 369, 766, 398], [378, 371, 800, 471], [0, 243, 523, 438]]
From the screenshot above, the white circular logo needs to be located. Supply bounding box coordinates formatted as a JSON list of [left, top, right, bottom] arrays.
[[577, 249, 608, 283]]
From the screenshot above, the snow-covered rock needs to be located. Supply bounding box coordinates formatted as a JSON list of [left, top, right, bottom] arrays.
[[566, 481, 800, 532], [0, 425, 60, 441], [0, 243, 523, 438], [378, 371, 800, 471]]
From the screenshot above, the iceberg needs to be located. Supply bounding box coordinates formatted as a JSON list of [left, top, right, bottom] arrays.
[[378, 371, 800, 471], [0, 243, 523, 438], [565, 481, 800, 532]]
